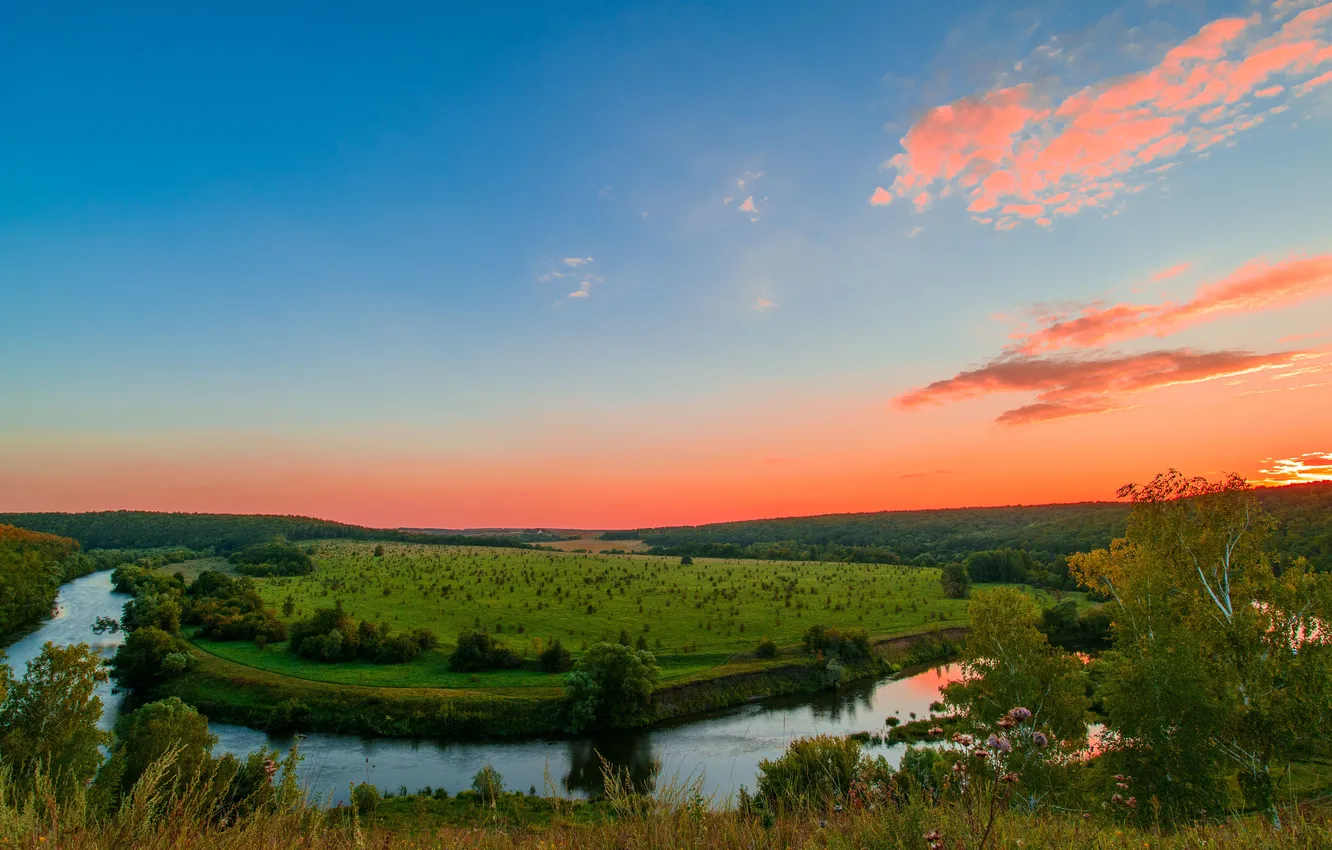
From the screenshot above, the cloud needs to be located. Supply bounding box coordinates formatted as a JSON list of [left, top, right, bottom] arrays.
[[1252, 451, 1332, 484], [907, 225, 925, 238], [738, 196, 758, 214], [869, 186, 893, 206], [1008, 254, 1332, 354], [880, 3, 1332, 228], [737, 170, 764, 190], [749, 296, 778, 312], [896, 348, 1317, 424], [540, 257, 602, 299], [1150, 261, 1193, 281]]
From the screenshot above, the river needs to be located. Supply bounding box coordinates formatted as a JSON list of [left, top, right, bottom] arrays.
[[3, 571, 961, 805]]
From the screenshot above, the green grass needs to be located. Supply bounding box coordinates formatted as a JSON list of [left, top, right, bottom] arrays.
[[189, 540, 973, 688]]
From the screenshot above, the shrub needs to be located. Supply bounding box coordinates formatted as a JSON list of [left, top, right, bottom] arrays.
[[756, 637, 777, 658], [803, 625, 872, 661], [228, 539, 316, 577], [351, 782, 381, 813], [449, 630, 522, 672], [538, 638, 573, 673], [757, 734, 863, 810]]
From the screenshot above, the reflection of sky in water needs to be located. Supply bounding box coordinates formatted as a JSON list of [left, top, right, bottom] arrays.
[[8, 573, 964, 805], [2, 571, 128, 732]]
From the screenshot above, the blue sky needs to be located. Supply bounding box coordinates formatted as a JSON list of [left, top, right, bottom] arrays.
[[3, 0, 1331, 526]]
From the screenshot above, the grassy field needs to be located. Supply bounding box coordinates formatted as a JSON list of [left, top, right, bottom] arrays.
[[189, 540, 981, 689]]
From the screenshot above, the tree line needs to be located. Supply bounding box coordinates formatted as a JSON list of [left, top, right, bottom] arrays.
[[0, 511, 534, 554], [613, 480, 1332, 570]]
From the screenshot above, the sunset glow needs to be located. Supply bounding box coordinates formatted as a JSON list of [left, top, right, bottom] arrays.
[[3, 0, 1331, 527]]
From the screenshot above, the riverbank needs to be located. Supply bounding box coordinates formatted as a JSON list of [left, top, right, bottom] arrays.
[[154, 627, 961, 740]]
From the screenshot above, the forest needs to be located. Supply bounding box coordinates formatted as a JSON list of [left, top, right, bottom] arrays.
[[613, 480, 1332, 569], [0, 510, 532, 553]]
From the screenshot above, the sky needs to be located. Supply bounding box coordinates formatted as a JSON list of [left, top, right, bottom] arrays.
[[2, 0, 1331, 529]]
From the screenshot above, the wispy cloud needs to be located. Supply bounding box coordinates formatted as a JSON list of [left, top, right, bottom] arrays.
[[1150, 261, 1193, 282], [540, 258, 602, 300], [896, 348, 1320, 425], [749, 295, 778, 312], [1007, 254, 1332, 354], [880, 3, 1332, 229]]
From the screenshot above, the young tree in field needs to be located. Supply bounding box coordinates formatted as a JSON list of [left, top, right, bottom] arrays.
[[940, 562, 971, 598], [0, 642, 110, 801], [1071, 471, 1332, 824], [943, 587, 1089, 747]]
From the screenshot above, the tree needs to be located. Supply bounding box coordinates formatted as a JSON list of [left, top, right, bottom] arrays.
[[104, 697, 218, 795], [942, 588, 1089, 747], [0, 642, 110, 800], [941, 562, 971, 598], [472, 765, 505, 807], [110, 626, 189, 689], [564, 642, 660, 732], [1070, 471, 1332, 823]]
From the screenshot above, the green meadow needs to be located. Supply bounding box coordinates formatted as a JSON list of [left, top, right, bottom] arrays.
[[188, 540, 976, 688]]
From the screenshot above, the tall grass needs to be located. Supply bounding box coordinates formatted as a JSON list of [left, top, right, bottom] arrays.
[[3, 753, 1330, 849]]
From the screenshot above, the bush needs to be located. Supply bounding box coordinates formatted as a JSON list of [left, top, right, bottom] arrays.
[[228, 539, 315, 577], [756, 637, 777, 658], [450, 630, 522, 672], [471, 765, 504, 805], [351, 782, 381, 813], [757, 735, 863, 810], [538, 638, 573, 673], [802, 625, 872, 662]]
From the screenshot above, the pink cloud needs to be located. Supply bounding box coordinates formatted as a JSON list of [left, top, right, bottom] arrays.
[[869, 186, 893, 206], [1009, 254, 1332, 354], [1151, 261, 1193, 282], [896, 348, 1315, 425], [879, 3, 1332, 229], [738, 196, 758, 214]]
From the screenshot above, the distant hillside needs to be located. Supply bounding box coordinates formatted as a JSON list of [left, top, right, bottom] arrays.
[[0, 511, 529, 554], [607, 481, 1332, 569]]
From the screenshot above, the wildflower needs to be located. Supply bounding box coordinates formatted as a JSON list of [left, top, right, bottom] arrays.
[[972, 748, 989, 760], [1032, 731, 1049, 748], [928, 726, 944, 736], [1001, 772, 1020, 784], [1127, 797, 1138, 809], [997, 717, 1016, 730], [1112, 793, 1124, 804], [952, 733, 974, 747], [1008, 707, 1033, 722]]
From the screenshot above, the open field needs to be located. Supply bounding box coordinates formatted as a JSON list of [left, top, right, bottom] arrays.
[[191, 540, 980, 689]]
